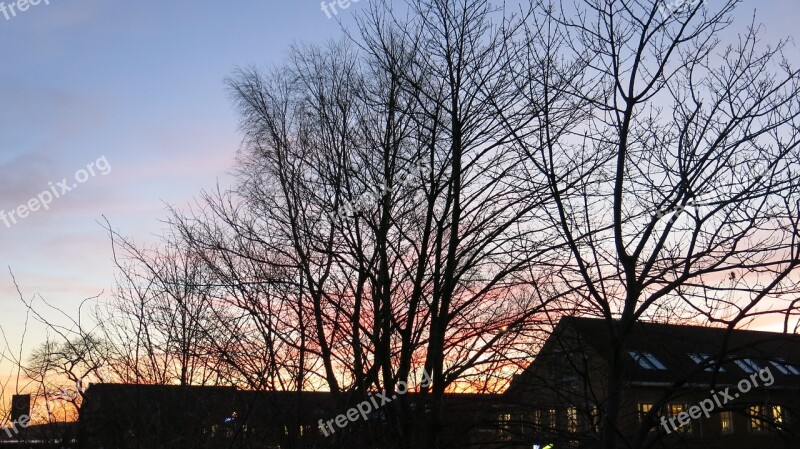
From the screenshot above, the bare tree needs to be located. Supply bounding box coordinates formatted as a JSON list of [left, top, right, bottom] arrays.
[[99, 225, 236, 387], [1, 273, 111, 447], [350, 1, 573, 444], [155, 1, 566, 445], [513, 1, 800, 448]]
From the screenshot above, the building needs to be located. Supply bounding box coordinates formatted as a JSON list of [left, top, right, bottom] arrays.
[[504, 317, 800, 448], [76, 384, 512, 449]]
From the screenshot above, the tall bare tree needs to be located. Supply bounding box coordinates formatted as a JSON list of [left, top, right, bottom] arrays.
[[513, 1, 800, 448]]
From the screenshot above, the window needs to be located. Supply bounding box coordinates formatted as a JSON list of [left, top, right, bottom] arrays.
[[772, 405, 785, 426], [734, 359, 761, 374], [669, 404, 685, 415], [669, 404, 692, 433], [637, 403, 653, 423], [591, 406, 601, 432], [689, 353, 725, 372], [498, 413, 512, 434], [533, 409, 542, 428], [749, 405, 767, 432], [770, 360, 800, 375], [719, 411, 733, 434], [548, 408, 557, 430], [566, 407, 578, 433], [629, 351, 667, 370]]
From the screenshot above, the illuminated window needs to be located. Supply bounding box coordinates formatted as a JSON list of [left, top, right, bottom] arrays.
[[548, 408, 557, 429], [591, 406, 601, 432], [669, 404, 692, 433], [533, 409, 542, 428], [719, 411, 733, 434], [566, 407, 578, 433], [735, 359, 761, 374], [689, 353, 725, 372], [637, 403, 653, 423], [629, 351, 667, 370], [498, 413, 512, 433], [749, 405, 767, 432], [772, 406, 785, 426]]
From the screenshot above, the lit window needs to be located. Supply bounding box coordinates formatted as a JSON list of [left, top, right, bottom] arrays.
[[669, 404, 692, 433], [749, 405, 767, 431], [566, 407, 578, 433], [720, 411, 733, 434], [629, 351, 667, 370], [533, 409, 542, 428], [637, 403, 653, 423], [770, 360, 800, 375], [498, 413, 511, 433], [548, 408, 557, 429], [591, 406, 600, 432], [669, 404, 685, 415], [734, 359, 761, 374], [689, 353, 725, 372], [773, 406, 785, 426]]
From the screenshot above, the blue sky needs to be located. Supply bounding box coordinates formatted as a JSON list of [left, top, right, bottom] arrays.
[[0, 0, 364, 367], [0, 0, 797, 373]]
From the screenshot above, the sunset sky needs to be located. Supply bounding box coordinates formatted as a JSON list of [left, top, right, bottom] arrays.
[[0, 0, 798, 377]]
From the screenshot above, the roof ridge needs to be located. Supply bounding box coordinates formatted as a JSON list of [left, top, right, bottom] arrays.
[[563, 316, 800, 338]]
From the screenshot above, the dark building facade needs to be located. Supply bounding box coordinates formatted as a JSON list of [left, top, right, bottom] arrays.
[[504, 317, 800, 449], [76, 384, 512, 449]]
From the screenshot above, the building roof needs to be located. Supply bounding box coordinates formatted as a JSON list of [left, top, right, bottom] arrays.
[[536, 317, 800, 388]]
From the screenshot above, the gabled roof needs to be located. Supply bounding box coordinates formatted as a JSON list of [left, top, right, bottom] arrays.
[[530, 317, 800, 388]]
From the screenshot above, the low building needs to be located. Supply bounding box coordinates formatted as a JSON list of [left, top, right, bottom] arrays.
[[76, 384, 511, 449]]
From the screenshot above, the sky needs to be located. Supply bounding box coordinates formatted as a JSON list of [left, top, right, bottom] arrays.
[[0, 0, 798, 377], [0, 0, 366, 374]]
